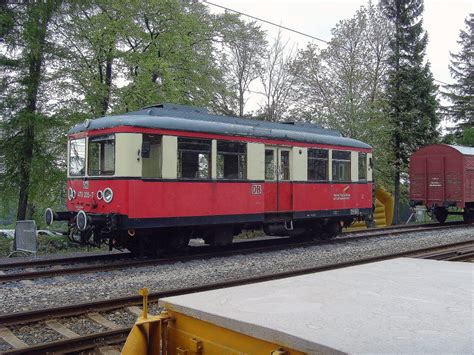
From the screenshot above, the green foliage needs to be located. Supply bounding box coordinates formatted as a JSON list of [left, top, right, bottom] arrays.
[[442, 14, 474, 132], [457, 127, 474, 146], [212, 14, 267, 117], [0, 0, 62, 222]]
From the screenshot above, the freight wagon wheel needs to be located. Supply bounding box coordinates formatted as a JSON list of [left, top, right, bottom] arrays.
[[433, 207, 448, 224], [463, 207, 474, 224]]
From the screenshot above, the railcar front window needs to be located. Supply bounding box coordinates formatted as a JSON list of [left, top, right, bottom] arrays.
[[332, 150, 351, 181], [178, 138, 211, 179], [308, 149, 328, 181], [88, 135, 115, 176], [69, 138, 86, 176], [359, 152, 367, 181], [217, 141, 247, 179]]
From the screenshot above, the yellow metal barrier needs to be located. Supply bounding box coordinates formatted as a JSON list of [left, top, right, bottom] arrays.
[[122, 288, 171, 355], [348, 188, 394, 229]]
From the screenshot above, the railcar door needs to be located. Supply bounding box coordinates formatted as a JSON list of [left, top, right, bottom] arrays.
[[427, 156, 445, 204], [264, 147, 292, 212]]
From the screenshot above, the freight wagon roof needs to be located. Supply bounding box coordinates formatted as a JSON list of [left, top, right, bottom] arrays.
[[68, 104, 371, 149], [448, 144, 474, 155], [412, 144, 474, 156]]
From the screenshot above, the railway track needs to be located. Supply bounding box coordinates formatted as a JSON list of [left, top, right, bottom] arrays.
[[0, 222, 470, 284], [0, 239, 473, 354], [1, 221, 461, 270]]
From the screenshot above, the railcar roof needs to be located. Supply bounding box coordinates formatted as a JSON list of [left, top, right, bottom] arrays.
[[448, 144, 474, 155], [68, 104, 371, 149]]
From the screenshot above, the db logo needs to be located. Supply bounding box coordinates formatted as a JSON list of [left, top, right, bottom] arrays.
[[251, 184, 262, 195]]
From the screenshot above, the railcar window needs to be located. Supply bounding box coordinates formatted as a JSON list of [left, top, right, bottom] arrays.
[[265, 149, 275, 180], [308, 149, 328, 181], [217, 141, 247, 179], [178, 138, 211, 179], [142, 134, 162, 178], [69, 138, 86, 176], [88, 135, 115, 176], [280, 151, 290, 180], [332, 150, 351, 181], [358, 152, 367, 181]]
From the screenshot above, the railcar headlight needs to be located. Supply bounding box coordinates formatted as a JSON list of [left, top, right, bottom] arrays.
[[103, 188, 113, 203], [68, 187, 76, 201], [96, 190, 103, 200], [76, 210, 88, 231]]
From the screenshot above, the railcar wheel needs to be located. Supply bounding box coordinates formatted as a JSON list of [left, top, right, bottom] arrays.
[[320, 220, 342, 240], [204, 227, 233, 246], [166, 233, 190, 250], [434, 207, 448, 224]]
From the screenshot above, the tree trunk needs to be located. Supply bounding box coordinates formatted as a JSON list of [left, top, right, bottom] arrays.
[[16, 3, 55, 221], [100, 54, 113, 116], [392, 132, 401, 225]]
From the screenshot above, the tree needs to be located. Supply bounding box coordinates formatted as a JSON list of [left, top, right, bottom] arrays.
[[442, 14, 473, 139], [290, 3, 394, 188], [292, 3, 391, 137], [380, 0, 439, 223], [0, 1, 60, 221], [51, 1, 124, 117], [117, 0, 221, 112], [258, 30, 297, 121], [213, 15, 267, 117]]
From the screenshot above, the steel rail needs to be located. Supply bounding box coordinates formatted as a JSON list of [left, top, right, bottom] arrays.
[[1, 223, 471, 284]]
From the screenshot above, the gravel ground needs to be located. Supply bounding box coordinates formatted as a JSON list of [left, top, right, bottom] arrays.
[[101, 309, 137, 327], [58, 315, 108, 335], [0, 340, 12, 352], [0, 227, 472, 315], [10, 322, 63, 345]]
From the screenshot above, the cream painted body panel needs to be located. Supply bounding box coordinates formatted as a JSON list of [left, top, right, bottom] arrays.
[[351, 151, 358, 182], [115, 133, 142, 177], [367, 153, 373, 182], [292, 147, 307, 181], [328, 150, 333, 182], [247, 143, 265, 180], [162, 136, 177, 179], [211, 140, 217, 179]]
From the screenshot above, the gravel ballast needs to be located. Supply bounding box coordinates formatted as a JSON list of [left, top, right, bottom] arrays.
[[0, 227, 472, 315]]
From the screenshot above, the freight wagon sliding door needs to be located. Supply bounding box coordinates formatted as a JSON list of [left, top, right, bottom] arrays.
[[264, 147, 292, 212], [427, 156, 445, 204]]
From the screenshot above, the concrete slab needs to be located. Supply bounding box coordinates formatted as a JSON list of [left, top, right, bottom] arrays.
[[160, 258, 474, 354]]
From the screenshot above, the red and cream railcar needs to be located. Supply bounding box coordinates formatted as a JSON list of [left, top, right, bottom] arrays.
[[46, 104, 374, 254], [409, 144, 474, 223]]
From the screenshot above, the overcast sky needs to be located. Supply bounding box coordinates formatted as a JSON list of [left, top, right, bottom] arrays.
[[206, 0, 472, 87]]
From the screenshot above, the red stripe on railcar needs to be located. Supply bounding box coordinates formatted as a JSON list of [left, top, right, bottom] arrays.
[[67, 179, 372, 219]]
